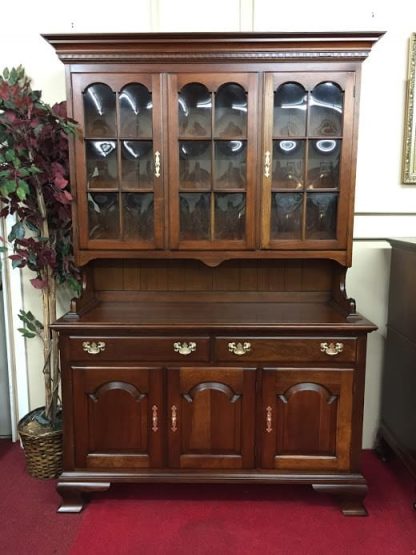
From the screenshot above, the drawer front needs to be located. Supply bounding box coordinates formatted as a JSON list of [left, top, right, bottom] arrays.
[[215, 337, 357, 363], [68, 336, 210, 362]]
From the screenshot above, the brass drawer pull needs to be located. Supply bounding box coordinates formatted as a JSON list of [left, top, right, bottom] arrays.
[[171, 405, 178, 432], [266, 406, 272, 433], [228, 341, 251, 356], [173, 341, 196, 355], [82, 341, 106, 355], [320, 342, 344, 356], [152, 405, 158, 432]]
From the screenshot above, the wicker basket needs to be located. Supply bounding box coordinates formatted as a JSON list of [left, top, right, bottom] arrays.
[[18, 408, 63, 479]]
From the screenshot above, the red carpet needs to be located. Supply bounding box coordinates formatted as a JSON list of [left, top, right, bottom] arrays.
[[70, 453, 416, 555], [0, 439, 82, 554], [1, 439, 415, 554]]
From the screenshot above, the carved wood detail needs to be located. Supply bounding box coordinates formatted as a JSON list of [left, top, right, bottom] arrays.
[[183, 382, 241, 404], [278, 383, 337, 405], [88, 381, 146, 403]]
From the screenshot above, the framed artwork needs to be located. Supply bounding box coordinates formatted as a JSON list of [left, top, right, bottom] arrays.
[[403, 33, 416, 183]]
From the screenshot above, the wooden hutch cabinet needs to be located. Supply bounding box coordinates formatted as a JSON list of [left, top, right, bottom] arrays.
[[44, 32, 382, 515]]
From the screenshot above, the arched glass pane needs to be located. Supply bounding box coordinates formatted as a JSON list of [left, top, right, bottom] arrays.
[[119, 84, 152, 138], [272, 139, 305, 189], [178, 83, 211, 137], [121, 141, 153, 189], [215, 140, 246, 189], [83, 84, 116, 137], [86, 140, 117, 189], [88, 192, 119, 239], [274, 83, 307, 137], [307, 139, 341, 189], [179, 141, 211, 189], [309, 82, 343, 137], [215, 83, 247, 138]]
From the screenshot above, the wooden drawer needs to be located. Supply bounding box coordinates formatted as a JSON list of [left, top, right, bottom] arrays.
[[67, 336, 210, 362], [215, 337, 357, 363]]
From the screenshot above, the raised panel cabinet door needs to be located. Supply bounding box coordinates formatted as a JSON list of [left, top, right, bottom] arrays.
[[72, 366, 163, 469], [71, 73, 164, 251], [260, 368, 354, 471], [261, 72, 355, 251], [167, 73, 258, 250], [168, 367, 256, 469]]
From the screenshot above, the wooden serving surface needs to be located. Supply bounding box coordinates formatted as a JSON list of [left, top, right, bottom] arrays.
[[52, 301, 376, 332]]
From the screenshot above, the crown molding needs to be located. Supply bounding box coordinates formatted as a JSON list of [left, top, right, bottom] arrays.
[[42, 31, 385, 64]]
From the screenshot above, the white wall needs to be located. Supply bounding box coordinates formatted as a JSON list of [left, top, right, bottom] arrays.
[[1, 0, 416, 447]]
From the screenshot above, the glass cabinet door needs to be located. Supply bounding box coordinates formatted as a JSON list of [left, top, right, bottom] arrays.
[[261, 72, 355, 249], [168, 74, 258, 249], [72, 74, 163, 249]]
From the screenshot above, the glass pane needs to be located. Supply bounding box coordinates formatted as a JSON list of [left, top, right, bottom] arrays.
[[88, 192, 119, 239], [306, 193, 338, 239], [272, 140, 305, 189], [86, 140, 117, 189], [215, 83, 247, 138], [178, 83, 211, 137], [274, 83, 307, 137], [307, 139, 340, 189], [180, 193, 210, 241], [215, 141, 246, 189], [119, 84, 152, 138], [309, 82, 343, 137], [83, 84, 116, 137], [179, 141, 211, 189], [270, 193, 303, 240], [215, 193, 245, 240], [123, 193, 154, 241], [121, 141, 153, 189]]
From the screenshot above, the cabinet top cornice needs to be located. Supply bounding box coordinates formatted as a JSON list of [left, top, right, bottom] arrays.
[[43, 31, 385, 64]]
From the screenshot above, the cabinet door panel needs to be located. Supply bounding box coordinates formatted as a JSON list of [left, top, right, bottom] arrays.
[[260, 368, 353, 470], [168, 73, 258, 250], [261, 72, 355, 250], [168, 367, 255, 469], [72, 366, 163, 469], [72, 73, 164, 250]]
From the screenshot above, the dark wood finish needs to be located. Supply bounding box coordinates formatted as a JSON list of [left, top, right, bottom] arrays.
[[43, 32, 382, 515], [260, 368, 354, 471], [215, 337, 356, 363], [68, 336, 210, 362], [57, 481, 111, 513], [378, 239, 416, 494], [72, 366, 163, 469], [312, 483, 368, 516], [168, 367, 255, 469]]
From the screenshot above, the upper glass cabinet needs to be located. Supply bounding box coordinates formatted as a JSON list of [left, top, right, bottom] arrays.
[[72, 74, 163, 249], [262, 72, 354, 248], [168, 74, 256, 249]]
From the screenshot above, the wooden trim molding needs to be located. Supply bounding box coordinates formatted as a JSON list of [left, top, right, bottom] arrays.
[[43, 32, 385, 64]]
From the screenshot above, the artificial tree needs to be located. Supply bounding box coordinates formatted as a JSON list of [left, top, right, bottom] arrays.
[[0, 66, 79, 430]]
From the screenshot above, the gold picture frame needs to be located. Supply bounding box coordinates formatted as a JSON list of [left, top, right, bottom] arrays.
[[403, 33, 416, 183]]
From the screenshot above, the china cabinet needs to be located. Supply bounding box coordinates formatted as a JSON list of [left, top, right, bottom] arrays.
[[44, 32, 382, 515]]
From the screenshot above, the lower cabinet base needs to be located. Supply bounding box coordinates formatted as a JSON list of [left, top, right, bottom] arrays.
[[56, 471, 368, 516]]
